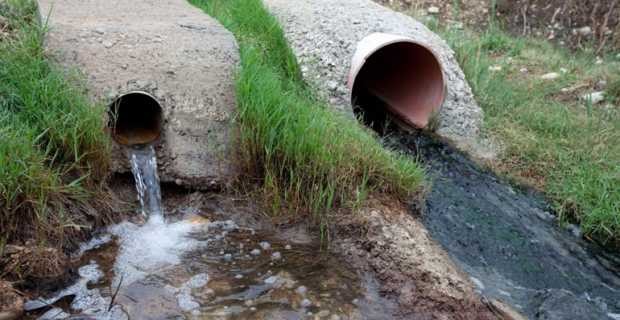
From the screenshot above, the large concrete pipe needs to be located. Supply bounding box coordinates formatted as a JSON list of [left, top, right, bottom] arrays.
[[38, 0, 239, 188], [264, 0, 486, 155]]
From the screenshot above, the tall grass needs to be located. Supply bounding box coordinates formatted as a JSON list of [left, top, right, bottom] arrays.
[[190, 0, 425, 232], [0, 0, 112, 248], [435, 25, 620, 244]]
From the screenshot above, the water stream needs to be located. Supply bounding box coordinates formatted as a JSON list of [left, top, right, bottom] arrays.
[[387, 131, 620, 319], [24, 146, 394, 320]]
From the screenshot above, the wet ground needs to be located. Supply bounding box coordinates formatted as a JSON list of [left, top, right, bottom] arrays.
[[388, 132, 620, 319], [23, 196, 394, 320]]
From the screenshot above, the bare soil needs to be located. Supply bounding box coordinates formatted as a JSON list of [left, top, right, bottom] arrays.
[[377, 0, 620, 52]]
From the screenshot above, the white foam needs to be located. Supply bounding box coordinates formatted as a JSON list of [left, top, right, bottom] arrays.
[[109, 215, 206, 286]]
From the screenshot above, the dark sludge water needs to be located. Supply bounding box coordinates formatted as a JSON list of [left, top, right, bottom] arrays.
[[384, 130, 620, 319]]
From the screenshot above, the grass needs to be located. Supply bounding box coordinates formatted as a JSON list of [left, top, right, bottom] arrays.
[[426, 19, 620, 244], [0, 0, 113, 250], [189, 0, 425, 235]]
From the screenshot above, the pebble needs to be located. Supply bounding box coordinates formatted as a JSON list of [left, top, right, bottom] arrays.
[[567, 224, 582, 238], [316, 310, 330, 317], [186, 273, 209, 288], [541, 72, 560, 80], [285, 244, 292, 250], [223, 253, 232, 261], [581, 91, 606, 105], [264, 276, 279, 284], [296, 285, 308, 295], [489, 65, 502, 72], [301, 298, 313, 308], [519, 68, 528, 73], [259, 241, 271, 250], [559, 68, 568, 74], [103, 41, 114, 48], [235, 274, 244, 279], [271, 251, 282, 260], [250, 248, 261, 256], [575, 26, 592, 36], [427, 6, 440, 14]]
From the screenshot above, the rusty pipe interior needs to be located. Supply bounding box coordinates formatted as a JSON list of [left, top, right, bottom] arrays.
[[350, 40, 445, 133], [108, 91, 163, 146]]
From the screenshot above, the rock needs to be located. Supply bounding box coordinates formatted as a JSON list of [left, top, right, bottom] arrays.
[[250, 248, 261, 256], [271, 251, 282, 260], [534, 289, 608, 320], [541, 72, 560, 80], [296, 285, 308, 295], [519, 68, 528, 73], [36, 307, 69, 319], [581, 91, 606, 105], [264, 276, 279, 284], [300, 298, 313, 308], [284, 244, 292, 250], [575, 26, 592, 36], [427, 6, 440, 14], [259, 241, 271, 250], [223, 253, 232, 261], [489, 65, 502, 72]]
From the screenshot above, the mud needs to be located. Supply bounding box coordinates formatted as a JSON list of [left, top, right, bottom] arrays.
[[387, 131, 620, 319], [334, 200, 499, 319]]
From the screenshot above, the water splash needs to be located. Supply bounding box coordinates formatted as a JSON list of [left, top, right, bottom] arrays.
[[128, 145, 162, 218]]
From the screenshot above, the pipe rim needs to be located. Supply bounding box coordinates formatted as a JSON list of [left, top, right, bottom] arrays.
[[108, 90, 163, 146], [348, 33, 447, 129]]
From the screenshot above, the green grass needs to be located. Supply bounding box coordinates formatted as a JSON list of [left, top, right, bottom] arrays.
[[433, 24, 620, 244], [0, 0, 112, 249], [190, 0, 425, 235]]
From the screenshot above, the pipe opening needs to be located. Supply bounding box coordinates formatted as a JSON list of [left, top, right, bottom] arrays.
[[108, 91, 162, 146], [351, 40, 445, 134]]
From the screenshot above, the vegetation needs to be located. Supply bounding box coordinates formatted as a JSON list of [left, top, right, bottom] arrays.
[[0, 0, 112, 249], [422, 16, 620, 244], [190, 0, 425, 234]]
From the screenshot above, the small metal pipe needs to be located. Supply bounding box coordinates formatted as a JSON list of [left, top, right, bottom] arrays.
[[348, 33, 446, 130], [108, 91, 163, 146]]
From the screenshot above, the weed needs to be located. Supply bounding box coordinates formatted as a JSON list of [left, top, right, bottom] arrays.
[[0, 0, 113, 249], [190, 0, 425, 233]]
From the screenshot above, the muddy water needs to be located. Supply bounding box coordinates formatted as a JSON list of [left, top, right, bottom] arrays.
[[388, 132, 620, 319], [25, 213, 391, 319]]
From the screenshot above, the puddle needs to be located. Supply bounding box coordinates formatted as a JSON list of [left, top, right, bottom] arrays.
[[387, 132, 620, 319], [24, 211, 393, 319]]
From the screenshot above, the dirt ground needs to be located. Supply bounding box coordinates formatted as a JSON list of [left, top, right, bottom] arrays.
[[377, 0, 620, 53]]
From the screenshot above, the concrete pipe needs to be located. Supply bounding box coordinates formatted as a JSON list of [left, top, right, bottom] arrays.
[[38, 0, 240, 189], [108, 91, 163, 146], [264, 0, 486, 155], [349, 33, 446, 131]]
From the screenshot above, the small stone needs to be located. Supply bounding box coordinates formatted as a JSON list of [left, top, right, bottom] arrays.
[[264, 276, 279, 284], [559, 68, 568, 74], [541, 72, 560, 80], [285, 244, 292, 250], [271, 251, 282, 260], [187, 273, 209, 288], [489, 65, 502, 72], [301, 298, 313, 308], [296, 286, 308, 295], [616, 53, 620, 60], [575, 26, 592, 36], [103, 41, 114, 48], [235, 274, 244, 279], [223, 253, 232, 261], [519, 68, 528, 73], [250, 248, 261, 256], [427, 6, 440, 14], [94, 27, 105, 34], [316, 310, 330, 317], [259, 241, 271, 250], [327, 81, 338, 90], [244, 299, 254, 306], [567, 224, 582, 238], [582, 91, 606, 105], [330, 315, 342, 320], [595, 58, 603, 65]]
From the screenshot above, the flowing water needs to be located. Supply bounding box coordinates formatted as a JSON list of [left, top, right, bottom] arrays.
[[24, 146, 394, 320], [128, 145, 163, 218], [386, 131, 620, 319]]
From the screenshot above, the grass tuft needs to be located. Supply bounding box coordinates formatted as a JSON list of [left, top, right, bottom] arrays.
[[190, 0, 425, 234], [0, 0, 113, 249], [433, 24, 620, 244]]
